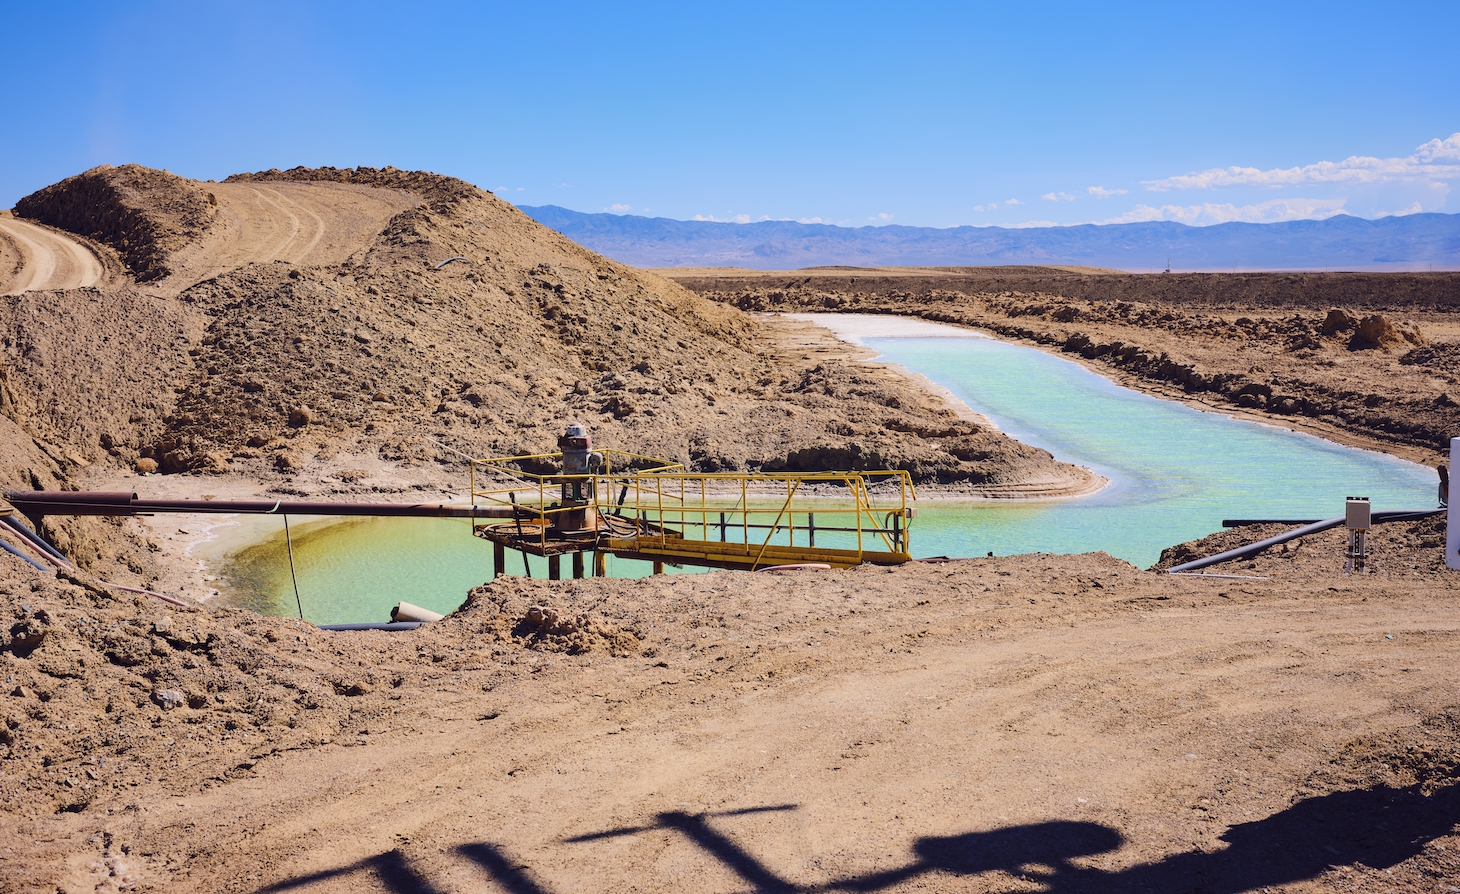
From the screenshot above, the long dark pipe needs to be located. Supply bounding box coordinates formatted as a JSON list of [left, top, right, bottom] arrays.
[[1169, 508, 1445, 574], [4, 490, 514, 519]]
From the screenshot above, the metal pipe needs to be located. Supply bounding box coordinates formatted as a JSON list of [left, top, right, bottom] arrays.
[[0, 526, 70, 572], [1166, 516, 1345, 573], [316, 622, 424, 631], [1223, 510, 1442, 528], [100, 582, 190, 608], [1168, 508, 1446, 574], [3, 491, 513, 519]]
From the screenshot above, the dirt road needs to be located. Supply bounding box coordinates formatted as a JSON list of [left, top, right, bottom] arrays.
[[7, 536, 1457, 894], [145, 180, 418, 296], [0, 215, 107, 295]]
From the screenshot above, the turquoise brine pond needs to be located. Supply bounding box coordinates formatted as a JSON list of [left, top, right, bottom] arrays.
[[865, 334, 1435, 564], [218, 322, 1440, 624]]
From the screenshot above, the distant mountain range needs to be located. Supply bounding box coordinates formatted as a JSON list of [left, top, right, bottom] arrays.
[[518, 206, 1460, 272]]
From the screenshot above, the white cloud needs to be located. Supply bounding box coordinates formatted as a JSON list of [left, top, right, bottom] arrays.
[[605, 204, 632, 213], [553, 182, 573, 189], [1088, 186, 1128, 198], [1143, 133, 1460, 191], [1098, 197, 1348, 226], [798, 217, 824, 224], [869, 212, 895, 221], [1006, 220, 1060, 228], [1006, 198, 1023, 206], [1415, 133, 1460, 164], [1041, 192, 1077, 202], [692, 213, 752, 223]]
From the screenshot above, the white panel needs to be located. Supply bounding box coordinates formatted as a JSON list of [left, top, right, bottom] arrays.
[[1448, 438, 1459, 571]]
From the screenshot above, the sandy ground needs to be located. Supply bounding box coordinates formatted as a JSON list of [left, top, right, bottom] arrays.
[[146, 181, 419, 298], [4, 528, 1458, 894], [2, 167, 1458, 894]]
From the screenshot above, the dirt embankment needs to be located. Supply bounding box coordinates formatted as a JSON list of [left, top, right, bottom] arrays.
[[670, 270, 1460, 464], [3, 166, 1090, 501], [1, 515, 1456, 892]]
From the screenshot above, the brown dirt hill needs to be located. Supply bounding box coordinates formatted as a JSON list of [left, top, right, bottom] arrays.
[[669, 270, 1460, 463], [113, 166, 1089, 490]]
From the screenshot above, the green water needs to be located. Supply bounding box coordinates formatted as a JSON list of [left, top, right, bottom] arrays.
[[868, 336, 1437, 564], [219, 331, 1439, 624]]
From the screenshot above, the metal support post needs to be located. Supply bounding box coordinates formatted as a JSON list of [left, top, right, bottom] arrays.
[[1447, 438, 1458, 571], [1345, 496, 1370, 573]]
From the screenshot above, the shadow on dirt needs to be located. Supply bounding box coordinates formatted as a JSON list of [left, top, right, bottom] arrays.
[[256, 782, 1458, 893]]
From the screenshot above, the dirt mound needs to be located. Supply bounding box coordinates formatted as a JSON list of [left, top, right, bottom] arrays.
[[457, 578, 643, 656], [123, 166, 1080, 490], [1351, 312, 1427, 350], [15, 165, 215, 283]]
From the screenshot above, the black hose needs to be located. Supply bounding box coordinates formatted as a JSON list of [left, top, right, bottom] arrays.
[[2, 515, 71, 565], [0, 536, 50, 572]]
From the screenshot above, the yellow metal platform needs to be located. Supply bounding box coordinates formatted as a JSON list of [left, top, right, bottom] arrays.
[[463, 447, 916, 576]]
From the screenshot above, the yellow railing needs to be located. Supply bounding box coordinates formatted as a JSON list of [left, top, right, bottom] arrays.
[[467, 450, 917, 569]]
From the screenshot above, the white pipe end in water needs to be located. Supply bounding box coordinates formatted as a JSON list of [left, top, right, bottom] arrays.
[[391, 601, 446, 623]]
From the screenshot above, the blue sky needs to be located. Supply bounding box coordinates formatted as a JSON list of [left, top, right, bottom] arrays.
[[5, 0, 1457, 230]]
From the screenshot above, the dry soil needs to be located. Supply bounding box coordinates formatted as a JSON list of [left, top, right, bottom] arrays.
[[0, 168, 1457, 893]]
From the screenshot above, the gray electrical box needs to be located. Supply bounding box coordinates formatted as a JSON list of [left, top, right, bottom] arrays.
[[1345, 497, 1371, 530]]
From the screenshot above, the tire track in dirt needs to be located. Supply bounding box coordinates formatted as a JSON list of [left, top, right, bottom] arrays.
[[264, 185, 328, 263], [145, 181, 417, 296], [0, 215, 106, 295], [247, 185, 305, 262]]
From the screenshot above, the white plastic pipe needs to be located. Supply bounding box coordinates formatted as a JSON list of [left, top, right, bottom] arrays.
[[391, 601, 445, 623], [1448, 437, 1458, 571]]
